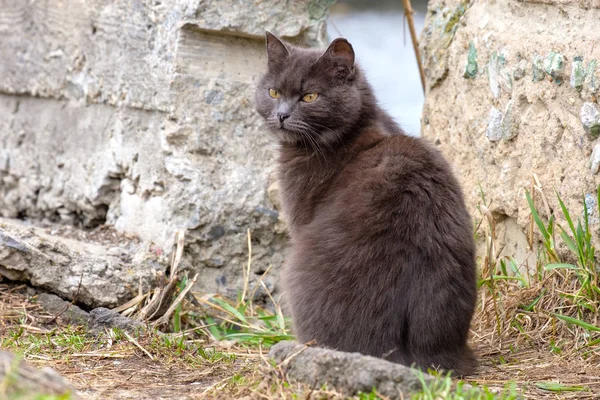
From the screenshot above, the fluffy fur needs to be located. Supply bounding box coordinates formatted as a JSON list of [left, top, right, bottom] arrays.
[[255, 32, 478, 376]]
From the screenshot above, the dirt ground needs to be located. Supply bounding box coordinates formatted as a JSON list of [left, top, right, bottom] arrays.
[[1, 282, 600, 400]]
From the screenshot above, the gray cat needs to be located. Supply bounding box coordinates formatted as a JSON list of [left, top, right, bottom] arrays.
[[255, 32, 477, 376]]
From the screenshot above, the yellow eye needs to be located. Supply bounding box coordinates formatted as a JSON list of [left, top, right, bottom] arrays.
[[269, 89, 280, 99], [302, 93, 319, 103]]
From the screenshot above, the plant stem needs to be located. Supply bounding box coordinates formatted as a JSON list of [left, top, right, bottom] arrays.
[[402, 0, 426, 93]]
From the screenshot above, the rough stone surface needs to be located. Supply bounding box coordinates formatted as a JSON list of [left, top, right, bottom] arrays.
[[590, 143, 600, 174], [581, 102, 600, 138], [37, 292, 90, 325], [88, 307, 146, 332], [420, 0, 600, 261], [0, 350, 79, 398], [0, 1, 332, 302], [269, 341, 432, 398], [486, 106, 503, 141], [0, 218, 164, 308]]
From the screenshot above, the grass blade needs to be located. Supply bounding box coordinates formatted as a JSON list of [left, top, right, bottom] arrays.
[[552, 313, 600, 332], [535, 382, 586, 392], [544, 263, 583, 271], [526, 191, 549, 241]]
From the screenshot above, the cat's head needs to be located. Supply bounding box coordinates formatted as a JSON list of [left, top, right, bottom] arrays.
[[255, 32, 364, 147]]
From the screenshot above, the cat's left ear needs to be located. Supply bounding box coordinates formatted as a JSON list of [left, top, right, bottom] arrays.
[[316, 38, 355, 80]]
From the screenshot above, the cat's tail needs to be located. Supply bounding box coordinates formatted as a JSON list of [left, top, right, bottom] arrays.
[[412, 344, 478, 378]]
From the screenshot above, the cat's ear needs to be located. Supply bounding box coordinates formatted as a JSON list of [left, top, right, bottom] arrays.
[[316, 38, 355, 80], [265, 31, 289, 69]]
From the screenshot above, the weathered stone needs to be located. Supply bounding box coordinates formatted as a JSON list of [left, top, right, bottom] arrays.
[[488, 52, 502, 97], [544, 51, 565, 83], [0, 351, 79, 399], [89, 307, 146, 333], [0, 1, 331, 303], [532, 53, 546, 82], [581, 102, 600, 138], [513, 59, 528, 81], [269, 341, 432, 398], [590, 143, 600, 174], [486, 106, 503, 142], [586, 59, 600, 93], [463, 42, 478, 78], [37, 292, 90, 326], [0, 218, 164, 308], [420, 0, 471, 89], [501, 100, 520, 141], [571, 56, 586, 91]]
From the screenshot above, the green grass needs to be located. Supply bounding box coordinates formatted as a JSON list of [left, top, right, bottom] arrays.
[[477, 186, 600, 352], [1, 325, 89, 357], [411, 371, 519, 400]]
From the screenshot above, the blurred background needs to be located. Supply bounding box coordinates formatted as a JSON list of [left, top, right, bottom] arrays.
[[328, 0, 429, 136]]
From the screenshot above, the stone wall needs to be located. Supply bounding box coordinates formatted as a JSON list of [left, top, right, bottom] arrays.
[[420, 0, 600, 262], [0, 0, 333, 302]]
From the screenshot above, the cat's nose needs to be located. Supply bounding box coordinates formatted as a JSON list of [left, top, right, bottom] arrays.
[[277, 112, 290, 123]]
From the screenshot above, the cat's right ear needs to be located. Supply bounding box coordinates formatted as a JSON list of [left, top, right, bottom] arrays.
[[265, 31, 289, 69]]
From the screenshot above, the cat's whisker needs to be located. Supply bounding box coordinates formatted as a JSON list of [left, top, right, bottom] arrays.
[[289, 121, 330, 163]]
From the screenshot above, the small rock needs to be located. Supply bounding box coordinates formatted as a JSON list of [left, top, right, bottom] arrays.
[[0, 350, 79, 399], [89, 307, 146, 333], [585, 193, 597, 216], [581, 102, 600, 139], [501, 100, 519, 141], [513, 59, 528, 81], [37, 292, 90, 326], [486, 106, 503, 142], [532, 53, 546, 82], [590, 143, 600, 174], [586, 59, 599, 93], [269, 341, 432, 398], [488, 52, 511, 97], [544, 51, 564, 83], [571, 56, 586, 91], [463, 42, 478, 79]]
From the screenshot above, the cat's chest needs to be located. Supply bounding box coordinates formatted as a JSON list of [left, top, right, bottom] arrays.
[[278, 161, 342, 229]]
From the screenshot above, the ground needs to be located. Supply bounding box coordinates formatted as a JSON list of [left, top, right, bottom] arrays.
[[1, 280, 599, 400], [1, 191, 600, 399]]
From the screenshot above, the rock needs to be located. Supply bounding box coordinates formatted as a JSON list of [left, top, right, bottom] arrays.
[[486, 107, 503, 142], [269, 341, 432, 398], [420, 0, 471, 89], [89, 307, 146, 333], [513, 59, 528, 81], [591, 143, 600, 174], [581, 102, 600, 139], [36, 292, 90, 325], [586, 59, 600, 93], [532, 53, 546, 82], [0, 218, 164, 308], [0, 350, 79, 399], [488, 51, 512, 97], [0, 0, 331, 302], [463, 42, 478, 79], [501, 100, 519, 141], [544, 51, 565, 83], [571, 56, 586, 91]]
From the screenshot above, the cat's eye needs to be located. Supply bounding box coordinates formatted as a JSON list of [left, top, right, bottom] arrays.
[[269, 89, 280, 99], [302, 93, 319, 103]]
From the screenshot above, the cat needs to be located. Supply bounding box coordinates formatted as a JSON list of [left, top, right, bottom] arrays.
[[255, 32, 478, 377]]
